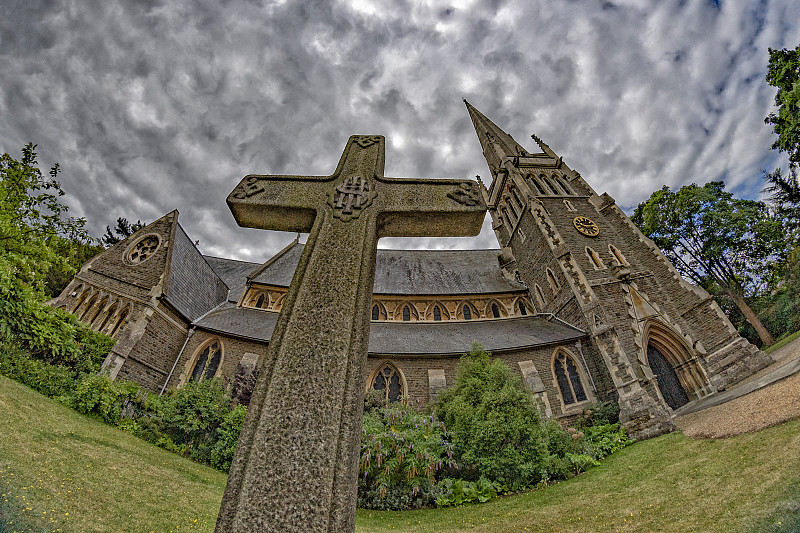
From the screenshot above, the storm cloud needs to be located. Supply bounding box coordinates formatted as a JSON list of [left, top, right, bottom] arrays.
[[1, 0, 798, 261]]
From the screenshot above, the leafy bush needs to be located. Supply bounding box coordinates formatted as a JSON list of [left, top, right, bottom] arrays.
[[71, 374, 139, 424], [358, 397, 455, 510], [434, 477, 499, 507], [0, 343, 77, 398], [159, 379, 235, 465], [576, 401, 620, 427], [583, 423, 633, 460], [434, 344, 552, 488], [210, 404, 247, 472], [0, 272, 114, 375]]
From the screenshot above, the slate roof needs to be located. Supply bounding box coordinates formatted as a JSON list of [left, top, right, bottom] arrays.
[[164, 224, 229, 322], [204, 256, 261, 303], [247, 243, 525, 295], [193, 307, 586, 354]]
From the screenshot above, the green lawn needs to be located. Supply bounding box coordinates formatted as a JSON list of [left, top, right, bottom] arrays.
[[1, 374, 799, 533]]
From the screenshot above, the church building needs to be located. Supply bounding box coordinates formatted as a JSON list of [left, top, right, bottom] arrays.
[[50, 103, 773, 439]]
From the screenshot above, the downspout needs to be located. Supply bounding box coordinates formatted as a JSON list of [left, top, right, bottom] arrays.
[[160, 327, 195, 395]]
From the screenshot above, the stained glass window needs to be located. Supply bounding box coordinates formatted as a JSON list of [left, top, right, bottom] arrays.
[[371, 364, 404, 401], [190, 341, 222, 383], [554, 351, 587, 406]]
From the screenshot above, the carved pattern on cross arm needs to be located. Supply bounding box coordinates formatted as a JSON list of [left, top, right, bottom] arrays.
[[230, 175, 266, 200], [447, 182, 481, 206], [330, 175, 377, 222], [353, 135, 383, 148]]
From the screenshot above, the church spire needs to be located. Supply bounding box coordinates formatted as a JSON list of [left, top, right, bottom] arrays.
[[464, 100, 532, 161]]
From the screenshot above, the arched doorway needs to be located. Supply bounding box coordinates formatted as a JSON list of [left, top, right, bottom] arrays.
[[643, 320, 710, 410], [647, 343, 689, 410]]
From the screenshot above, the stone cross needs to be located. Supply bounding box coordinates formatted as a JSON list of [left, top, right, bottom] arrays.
[[216, 135, 485, 532]]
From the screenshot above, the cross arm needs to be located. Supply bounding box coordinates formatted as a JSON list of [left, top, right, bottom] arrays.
[[227, 174, 331, 233], [376, 177, 486, 238]]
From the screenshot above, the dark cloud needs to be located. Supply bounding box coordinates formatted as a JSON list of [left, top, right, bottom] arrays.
[[1, 0, 798, 261]]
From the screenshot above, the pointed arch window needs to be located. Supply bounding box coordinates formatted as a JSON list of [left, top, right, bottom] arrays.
[[518, 300, 528, 316], [502, 207, 514, 229], [546, 268, 560, 293], [528, 175, 546, 195], [586, 247, 606, 270], [554, 350, 588, 406], [563, 199, 576, 212], [511, 188, 524, 211], [542, 175, 560, 195], [372, 304, 380, 321], [402, 305, 411, 321], [109, 306, 129, 338], [370, 363, 405, 402], [462, 304, 472, 320], [609, 244, 629, 266], [79, 294, 99, 321], [554, 175, 573, 195], [506, 196, 518, 218], [190, 340, 223, 383], [491, 303, 501, 318], [433, 306, 442, 321], [255, 293, 266, 309], [535, 284, 547, 307], [97, 301, 118, 333]]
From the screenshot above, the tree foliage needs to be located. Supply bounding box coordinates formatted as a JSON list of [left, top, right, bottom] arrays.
[[0, 143, 92, 291], [102, 217, 145, 247], [765, 45, 800, 164], [632, 182, 787, 345]]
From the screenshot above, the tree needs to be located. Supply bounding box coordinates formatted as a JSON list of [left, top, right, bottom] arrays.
[[765, 45, 800, 164], [762, 166, 800, 238], [102, 217, 145, 246], [632, 182, 788, 346], [0, 143, 91, 290]]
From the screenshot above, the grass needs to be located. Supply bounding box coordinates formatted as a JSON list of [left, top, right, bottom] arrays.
[[2, 375, 799, 533], [765, 329, 800, 354]]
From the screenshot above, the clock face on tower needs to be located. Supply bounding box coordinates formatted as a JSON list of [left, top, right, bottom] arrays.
[[573, 216, 600, 237]]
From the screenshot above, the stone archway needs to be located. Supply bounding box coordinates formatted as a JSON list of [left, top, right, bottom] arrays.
[[643, 320, 710, 410], [647, 344, 690, 410]]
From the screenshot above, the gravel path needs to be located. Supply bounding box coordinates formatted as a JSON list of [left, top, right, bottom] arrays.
[[674, 336, 800, 439]]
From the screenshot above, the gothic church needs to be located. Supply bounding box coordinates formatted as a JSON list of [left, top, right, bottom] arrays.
[[50, 103, 773, 439]]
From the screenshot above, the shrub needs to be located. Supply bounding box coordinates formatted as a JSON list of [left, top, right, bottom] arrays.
[[434, 344, 552, 489], [71, 374, 139, 424], [583, 423, 633, 460], [0, 272, 114, 375], [358, 397, 455, 510], [0, 343, 76, 398], [434, 477, 500, 507], [210, 404, 247, 472], [160, 379, 234, 464]]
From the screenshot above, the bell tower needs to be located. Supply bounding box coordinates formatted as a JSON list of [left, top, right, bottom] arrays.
[[466, 101, 773, 438]]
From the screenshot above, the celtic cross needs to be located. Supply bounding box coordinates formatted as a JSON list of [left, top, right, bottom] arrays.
[[216, 135, 485, 532]]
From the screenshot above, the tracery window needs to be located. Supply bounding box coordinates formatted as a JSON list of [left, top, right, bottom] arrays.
[[554, 175, 573, 195], [402, 305, 411, 321], [554, 350, 588, 406], [255, 293, 266, 309], [370, 363, 404, 402], [491, 303, 501, 318], [372, 304, 380, 321], [189, 340, 222, 383], [518, 300, 528, 316], [542, 175, 560, 195], [128, 235, 160, 264], [433, 305, 442, 321], [463, 304, 472, 320]]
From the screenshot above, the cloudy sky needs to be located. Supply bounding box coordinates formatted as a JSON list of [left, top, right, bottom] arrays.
[[1, 0, 799, 263]]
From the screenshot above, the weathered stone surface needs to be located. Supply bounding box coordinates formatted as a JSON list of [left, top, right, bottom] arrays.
[[215, 135, 485, 532]]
